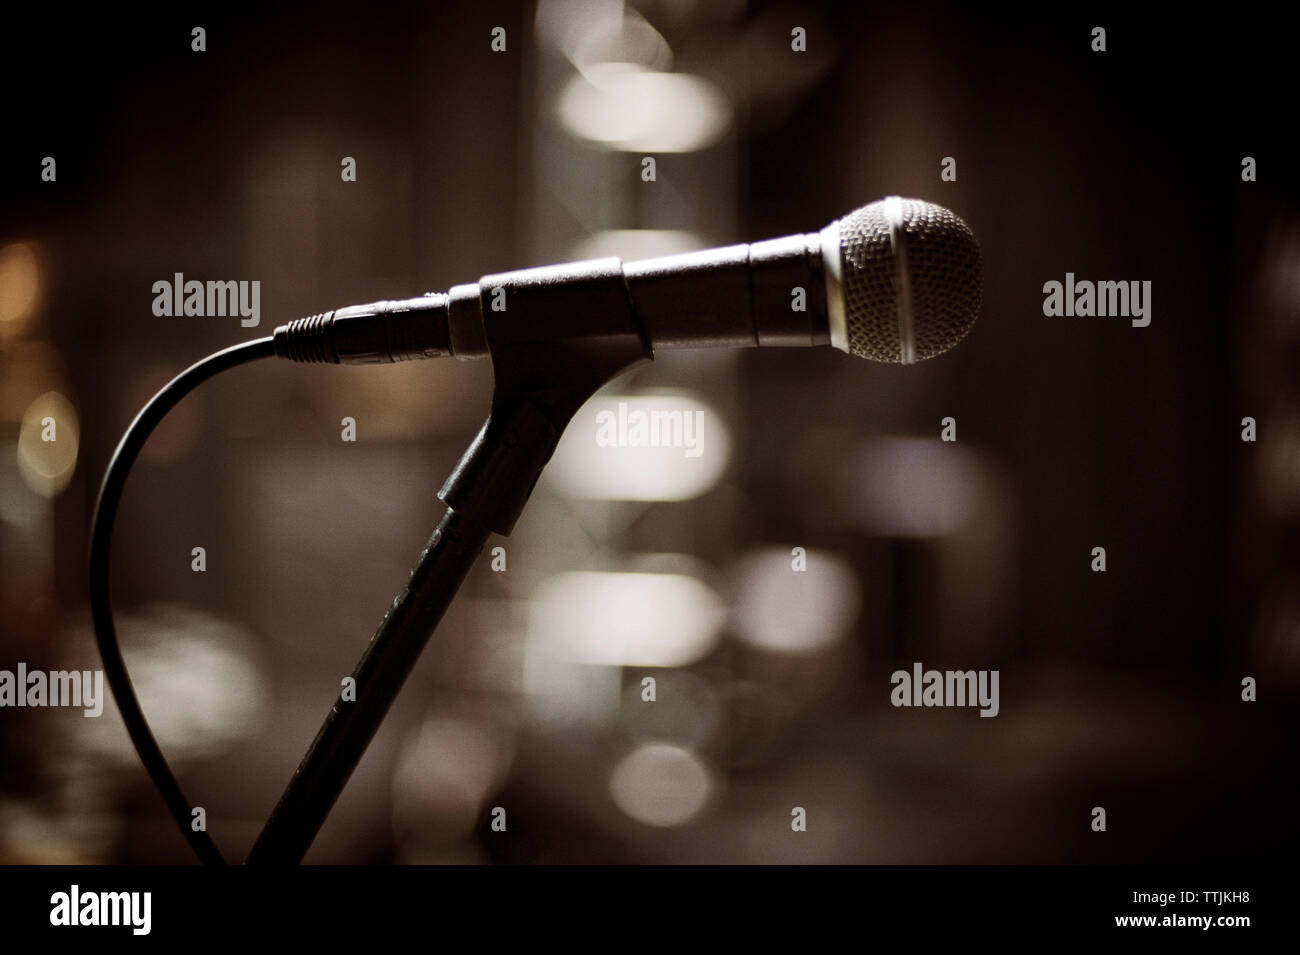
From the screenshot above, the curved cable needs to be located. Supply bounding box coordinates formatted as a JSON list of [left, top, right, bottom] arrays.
[[89, 337, 276, 865]]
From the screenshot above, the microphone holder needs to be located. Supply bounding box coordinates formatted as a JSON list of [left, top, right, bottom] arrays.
[[247, 260, 650, 863]]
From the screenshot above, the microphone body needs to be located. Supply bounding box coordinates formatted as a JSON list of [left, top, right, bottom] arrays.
[[274, 233, 831, 364], [272, 197, 981, 368]]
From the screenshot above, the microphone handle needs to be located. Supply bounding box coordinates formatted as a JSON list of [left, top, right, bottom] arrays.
[[273, 233, 832, 366], [621, 232, 830, 350]]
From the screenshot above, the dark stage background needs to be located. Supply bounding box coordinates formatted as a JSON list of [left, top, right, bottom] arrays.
[[1, 2, 1296, 863]]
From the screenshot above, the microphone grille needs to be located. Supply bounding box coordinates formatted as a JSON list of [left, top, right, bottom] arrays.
[[837, 197, 982, 363]]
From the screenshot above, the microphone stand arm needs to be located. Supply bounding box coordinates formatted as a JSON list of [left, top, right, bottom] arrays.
[[247, 260, 650, 864]]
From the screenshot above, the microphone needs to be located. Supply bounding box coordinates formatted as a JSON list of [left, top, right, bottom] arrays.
[[273, 196, 982, 368]]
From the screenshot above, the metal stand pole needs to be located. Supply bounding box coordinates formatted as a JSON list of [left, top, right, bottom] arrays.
[[248, 261, 652, 861]]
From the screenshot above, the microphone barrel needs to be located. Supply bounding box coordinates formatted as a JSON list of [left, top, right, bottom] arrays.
[[622, 233, 830, 350]]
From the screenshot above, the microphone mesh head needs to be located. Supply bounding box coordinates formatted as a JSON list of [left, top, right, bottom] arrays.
[[837, 197, 982, 363]]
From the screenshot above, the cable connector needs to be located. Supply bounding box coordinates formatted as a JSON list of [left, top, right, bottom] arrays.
[[273, 294, 452, 364]]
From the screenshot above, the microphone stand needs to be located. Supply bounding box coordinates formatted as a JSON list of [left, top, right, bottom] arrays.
[[247, 261, 650, 864]]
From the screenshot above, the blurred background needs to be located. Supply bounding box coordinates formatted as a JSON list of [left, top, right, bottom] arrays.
[[1, 1, 1297, 863]]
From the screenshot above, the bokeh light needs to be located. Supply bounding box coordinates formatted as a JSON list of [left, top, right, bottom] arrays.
[[730, 546, 861, 654], [608, 743, 713, 827], [557, 66, 732, 153], [545, 391, 730, 501], [0, 242, 40, 343], [74, 604, 269, 764], [16, 391, 78, 497], [529, 568, 726, 667]]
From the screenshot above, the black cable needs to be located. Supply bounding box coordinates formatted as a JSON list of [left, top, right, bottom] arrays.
[[89, 337, 276, 865]]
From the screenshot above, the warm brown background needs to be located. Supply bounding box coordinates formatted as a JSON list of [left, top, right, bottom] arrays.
[[1, 1, 1295, 863]]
